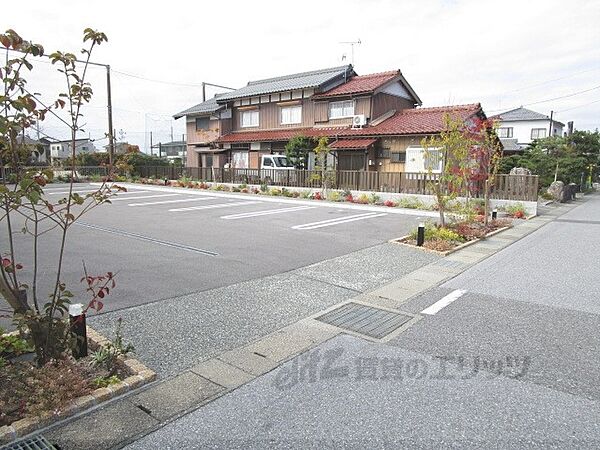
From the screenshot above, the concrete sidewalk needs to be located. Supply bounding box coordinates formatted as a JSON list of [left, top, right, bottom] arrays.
[[27, 197, 593, 449]]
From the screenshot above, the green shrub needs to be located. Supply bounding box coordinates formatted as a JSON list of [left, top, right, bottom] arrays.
[[409, 223, 464, 242], [300, 190, 312, 199], [355, 193, 369, 204], [327, 191, 342, 202], [505, 203, 526, 218], [269, 188, 282, 196], [369, 193, 380, 204], [397, 197, 428, 210]]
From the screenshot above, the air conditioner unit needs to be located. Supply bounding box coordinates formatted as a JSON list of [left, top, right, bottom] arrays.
[[352, 114, 366, 128]]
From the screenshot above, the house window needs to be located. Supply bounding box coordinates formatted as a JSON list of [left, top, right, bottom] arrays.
[[376, 148, 390, 159], [329, 100, 354, 119], [280, 105, 302, 125], [196, 117, 210, 131], [391, 152, 406, 163], [498, 127, 513, 138], [241, 109, 259, 128], [205, 154, 213, 168], [531, 128, 547, 139]]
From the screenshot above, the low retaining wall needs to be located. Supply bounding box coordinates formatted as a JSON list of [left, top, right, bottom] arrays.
[[189, 181, 538, 216]]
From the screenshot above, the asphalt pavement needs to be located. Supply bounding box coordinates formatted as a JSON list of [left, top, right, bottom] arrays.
[[124, 194, 600, 448]]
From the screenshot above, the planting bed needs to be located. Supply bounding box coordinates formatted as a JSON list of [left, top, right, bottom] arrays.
[[0, 327, 155, 445]]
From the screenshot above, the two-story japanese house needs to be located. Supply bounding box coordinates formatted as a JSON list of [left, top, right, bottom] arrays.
[[174, 65, 486, 173]]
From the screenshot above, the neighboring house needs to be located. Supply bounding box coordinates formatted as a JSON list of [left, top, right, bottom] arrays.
[[49, 138, 95, 163], [16, 135, 52, 163], [491, 107, 565, 151], [150, 140, 186, 162], [103, 141, 133, 155], [174, 65, 488, 173]]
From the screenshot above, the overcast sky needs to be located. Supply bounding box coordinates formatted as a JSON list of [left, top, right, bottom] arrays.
[[4, 0, 600, 152]]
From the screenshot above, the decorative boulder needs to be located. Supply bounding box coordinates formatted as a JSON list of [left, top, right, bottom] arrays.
[[510, 167, 532, 176], [547, 181, 565, 202]]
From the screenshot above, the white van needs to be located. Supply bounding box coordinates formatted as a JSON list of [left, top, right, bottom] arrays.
[[260, 154, 295, 184], [260, 154, 294, 170]]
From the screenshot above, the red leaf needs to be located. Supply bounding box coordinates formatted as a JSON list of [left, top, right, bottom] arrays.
[[97, 290, 105, 298]]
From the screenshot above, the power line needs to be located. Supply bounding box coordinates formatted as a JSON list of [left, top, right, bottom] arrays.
[[505, 66, 600, 94], [556, 98, 600, 113], [486, 83, 600, 114], [112, 69, 206, 88]]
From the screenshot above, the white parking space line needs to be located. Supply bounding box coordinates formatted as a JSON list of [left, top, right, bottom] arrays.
[[110, 193, 180, 201], [46, 189, 149, 196], [128, 197, 215, 206], [292, 212, 387, 230], [169, 201, 261, 212], [221, 205, 316, 220], [421, 289, 467, 315]]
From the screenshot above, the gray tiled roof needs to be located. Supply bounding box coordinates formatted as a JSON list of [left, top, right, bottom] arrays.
[[173, 95, 224, 119], [215, 65, 354, 101], [495, 107, 549, 121]]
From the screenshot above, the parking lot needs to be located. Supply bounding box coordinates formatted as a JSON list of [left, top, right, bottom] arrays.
[[2, 182, 434, 315]]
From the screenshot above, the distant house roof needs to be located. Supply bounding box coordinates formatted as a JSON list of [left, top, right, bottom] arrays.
[[214, 65, 355, 102], [173, 95, 224, 119], [492, 107, 565, 126], [312, 70, 421, 105], [216, 103, 483, 143]]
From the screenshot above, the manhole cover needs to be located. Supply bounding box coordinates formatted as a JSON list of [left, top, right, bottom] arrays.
[[1, 435, 56, 450], [316, 303, 412, 339]]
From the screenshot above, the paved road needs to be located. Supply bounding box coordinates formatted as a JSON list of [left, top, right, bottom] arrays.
[[127, 195, 600, 448]]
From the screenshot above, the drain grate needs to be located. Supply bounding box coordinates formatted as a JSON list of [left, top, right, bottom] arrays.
[[1, 435, 56, 450], [316, 303, 412, 339]]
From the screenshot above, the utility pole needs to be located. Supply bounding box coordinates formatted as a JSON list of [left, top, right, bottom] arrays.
[[106, 65, 115, 167], [159, 142, 162, 158], [549, 110, 554, 138], [202, 82, 206, 102], [0, 47, 114, 166], [150, 131, 153, 156]]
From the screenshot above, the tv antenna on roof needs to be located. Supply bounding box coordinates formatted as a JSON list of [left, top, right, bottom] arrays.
[[339, 39, 361, 66]]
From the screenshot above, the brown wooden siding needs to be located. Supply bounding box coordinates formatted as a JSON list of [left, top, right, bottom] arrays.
[[232, 100, 314, 131], [372, 93, 416, 120], [314, 101, 328, 122], [186, 147, 200, 167], [186, 118, 221, 145], [376, 136, 431, 173], [355, 97, 371, 118]]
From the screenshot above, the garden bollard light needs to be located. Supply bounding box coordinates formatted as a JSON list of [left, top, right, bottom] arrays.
[[417, 222, 425, 247], [492, 208, 497, 220], [69, 303, 88, 359], [164, 177, 168, 186]]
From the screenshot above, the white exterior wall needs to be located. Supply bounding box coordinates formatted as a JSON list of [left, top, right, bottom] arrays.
[[498, 119, 564, 147]]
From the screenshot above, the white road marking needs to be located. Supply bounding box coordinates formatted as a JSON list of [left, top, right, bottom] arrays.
[[421, 289, 467, 315], [110, 193, 180, 201], [221, 205, 316, 220], [128, 197, 215, 206], [46, 189, 148, 196], [292, 212, 388, 230], [169, 201, 261, 212]]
